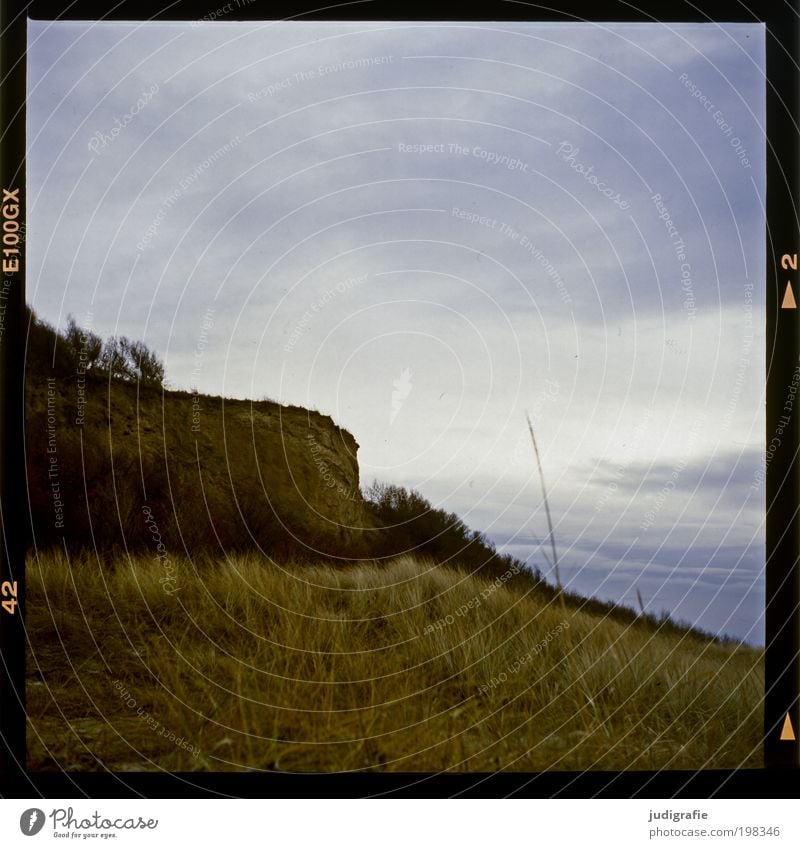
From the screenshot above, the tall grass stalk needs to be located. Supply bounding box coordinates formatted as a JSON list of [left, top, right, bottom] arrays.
[[526, 412, 596, 732], [526, 413, 560, 590]]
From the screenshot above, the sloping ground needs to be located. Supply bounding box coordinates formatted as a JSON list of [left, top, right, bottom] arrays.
[[26, 550, 763, 773]]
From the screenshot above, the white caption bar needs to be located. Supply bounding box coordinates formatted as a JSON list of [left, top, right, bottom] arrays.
[[1, 798, 796, 847]]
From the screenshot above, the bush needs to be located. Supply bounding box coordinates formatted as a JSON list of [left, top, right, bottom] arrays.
[[100, 336, 164, 386], [25, 309, 164, 387], [363, 480, 535, 582]]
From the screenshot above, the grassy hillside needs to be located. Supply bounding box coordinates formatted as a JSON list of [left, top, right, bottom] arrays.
[[26, 549, 763, 773], [24, 310, 763, 773]]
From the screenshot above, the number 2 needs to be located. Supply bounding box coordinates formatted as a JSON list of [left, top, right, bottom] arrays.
[[781, 253, 798, 270]]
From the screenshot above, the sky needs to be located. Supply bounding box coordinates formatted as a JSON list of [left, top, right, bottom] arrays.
[[26, 20, 766, 643]]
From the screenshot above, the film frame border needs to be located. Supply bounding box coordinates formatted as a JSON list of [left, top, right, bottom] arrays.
[[0, 0, 796, 797]]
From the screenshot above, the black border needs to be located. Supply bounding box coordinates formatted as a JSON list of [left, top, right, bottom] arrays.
[[2, 0, 798, 798], [0, 0, 29, 794]]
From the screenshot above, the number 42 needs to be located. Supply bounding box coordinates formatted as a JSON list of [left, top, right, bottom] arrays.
[[1, 581, 18, 615]]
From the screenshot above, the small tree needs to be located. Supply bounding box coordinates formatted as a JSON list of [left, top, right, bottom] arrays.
[[64, 315, 103, 371], [100, 336, 135, 381], [126, 338, 165, 386], [99, 335, 164, 386]]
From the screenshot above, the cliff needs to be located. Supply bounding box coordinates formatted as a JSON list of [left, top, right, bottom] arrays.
[[25, 372, 373, 559]]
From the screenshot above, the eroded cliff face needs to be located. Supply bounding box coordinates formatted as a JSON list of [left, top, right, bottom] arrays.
[[215, 399, 371, 550], [25, 374, 372, 557]]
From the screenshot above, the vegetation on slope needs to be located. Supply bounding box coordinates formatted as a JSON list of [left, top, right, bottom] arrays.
[[26, 550, 763, 773], [26, 307, 165, 386]]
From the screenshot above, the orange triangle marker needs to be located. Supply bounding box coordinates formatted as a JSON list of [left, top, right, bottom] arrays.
[[781, 281, 796, 309], [780, 713, 796, 741]]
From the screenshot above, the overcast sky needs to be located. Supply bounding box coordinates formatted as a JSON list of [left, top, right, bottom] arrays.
[[27, 20, 766, 643]]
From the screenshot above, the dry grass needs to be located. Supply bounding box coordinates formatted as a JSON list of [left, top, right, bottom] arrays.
[[26, 549, 763, 773]]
